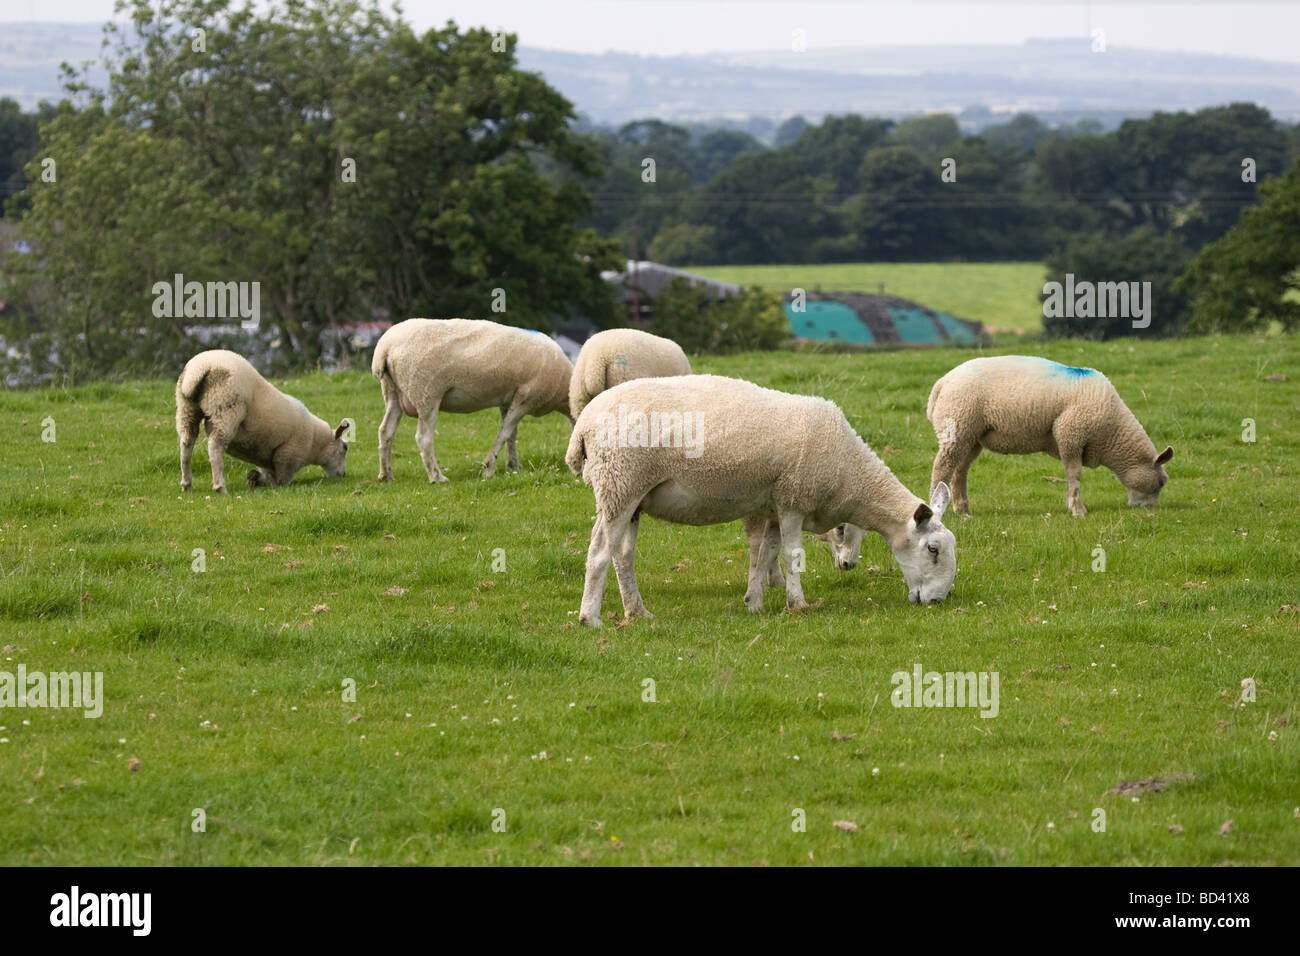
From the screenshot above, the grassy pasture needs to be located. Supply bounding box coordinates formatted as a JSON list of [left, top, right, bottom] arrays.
[[0, 333, 1297, 865], [689, 261, 1048, 332]]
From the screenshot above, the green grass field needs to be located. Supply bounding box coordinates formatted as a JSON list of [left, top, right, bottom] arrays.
[[1, 334, 1297, 865], [690, 262, 1048, 333]]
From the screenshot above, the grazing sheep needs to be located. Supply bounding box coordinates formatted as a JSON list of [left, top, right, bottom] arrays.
[[176, 350, 352, 494], [569, 328, 692, 422], [372, 318, 573, 482], [565, 374, 956, 625], [927, 355, 1173, 518]]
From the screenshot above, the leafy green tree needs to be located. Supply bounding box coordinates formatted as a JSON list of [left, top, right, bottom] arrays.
[[4, 0, 620, 380], [773, 115, 808, 146], [649, 279, 787, 353], [844, 145, 931, 260], [690, 129, 764, 183], [582, 119, 695, 254], [982, 113, 1051, 155], [1042, 227, 1193, 339], [645, 224, 716, 265], [1177, 158, 1300, 332], [792, 115, 893, 194], [0, 98, 45, 215], [888, 114, 961, 158], [689, 150, 837, 264]]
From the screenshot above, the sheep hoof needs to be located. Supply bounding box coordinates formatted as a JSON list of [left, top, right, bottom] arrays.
[[1070, 505, 1087, 518], [378, 473, 394, 482], [429, 473, 450, 484], [785, 600, 810, 613], [579, 614, 601, 628], [626, 606, 654, 620], [744, 598, 764, 613], [180, 481, 192, 492], [247, 469, 262, 488]]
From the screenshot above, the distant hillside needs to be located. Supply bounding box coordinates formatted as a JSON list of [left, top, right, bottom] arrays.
[[4, 21, 1300, 131], [517, 39, 1300, 128]]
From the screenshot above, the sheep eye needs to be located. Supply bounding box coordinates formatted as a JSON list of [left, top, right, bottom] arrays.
[[836, 523, 847, 535]]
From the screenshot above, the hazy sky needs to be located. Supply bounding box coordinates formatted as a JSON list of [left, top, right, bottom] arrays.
[[4, 1, 1299, 63]]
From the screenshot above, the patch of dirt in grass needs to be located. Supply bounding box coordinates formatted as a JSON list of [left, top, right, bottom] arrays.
[[1109, 772, 1194, 797]]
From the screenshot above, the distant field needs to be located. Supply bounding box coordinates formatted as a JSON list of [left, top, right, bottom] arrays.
[[690, 262, 1047, 333], [1, 334, 1297, 865]]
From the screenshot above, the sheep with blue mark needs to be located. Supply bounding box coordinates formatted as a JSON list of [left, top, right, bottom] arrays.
[[926, 355, 1173, 517]]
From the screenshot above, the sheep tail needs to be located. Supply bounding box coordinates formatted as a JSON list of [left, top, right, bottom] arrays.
[[370, 336, 389, 380], [925, 377, 943, 423], [177, 358, 212, 404], [565, 427, 587, 479]]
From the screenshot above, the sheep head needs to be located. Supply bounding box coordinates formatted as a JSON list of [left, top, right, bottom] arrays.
[[893, 482, 957, 605], [323, 418, 353, 477], [1124, 445, 1173, 508]]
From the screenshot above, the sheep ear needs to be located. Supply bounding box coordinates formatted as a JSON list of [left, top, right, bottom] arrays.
[[334, 418, 352, 440], [1154, 445, 1173, 466], [913, 501, 934, 528], [930, 482, 951, 520]]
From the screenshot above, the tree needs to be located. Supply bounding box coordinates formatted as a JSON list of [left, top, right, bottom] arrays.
[[845, 145, 932, 260], [773, 115, 808, 146], [690, 129, 764, 183], [646, 224, 716, 265], [1177, 158, 1300, 332], [650, 279, 787, 354], [0, 98, 45, 215], [1042, 227, 1193, 339], [690, 150, 837, 264], [888, 114, 961, 158], [4, 0, 620, 380]]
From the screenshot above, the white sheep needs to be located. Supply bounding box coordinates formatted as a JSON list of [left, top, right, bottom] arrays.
[[372, 318, 573, 482], [176, 349, 352, 493], [565, 374, 956, 625], [926, 355, 1173, 517], [569, 328, 692, 422]]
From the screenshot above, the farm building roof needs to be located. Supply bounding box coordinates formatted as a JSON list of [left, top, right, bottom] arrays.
[[783, 292, 982, 346], [601, 260, 742, 303]]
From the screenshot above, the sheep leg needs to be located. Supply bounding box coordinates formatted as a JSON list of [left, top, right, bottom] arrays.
[[778, 512, 809, 610], [742, 516, 768, 612], [505, 419, 521, 472], [483, 402, 526, 477], [579, 514, 613, 627], [250, 449, 297, 489], [932, 442, 975, 517], [764, 520, 785, 588], [377, 384, 402, 482], [414, 410, 449, 483], [610, 509, 652, 620], [950, 444, 981, 517], [177, 409, 201, 492], [206, 432, 229, 494], [1063, 455, 1086, 517]]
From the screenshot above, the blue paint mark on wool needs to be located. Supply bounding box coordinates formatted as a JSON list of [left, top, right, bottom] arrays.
[[1014, 356, 1095, 377], [1053, 362, 1094, 377]]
